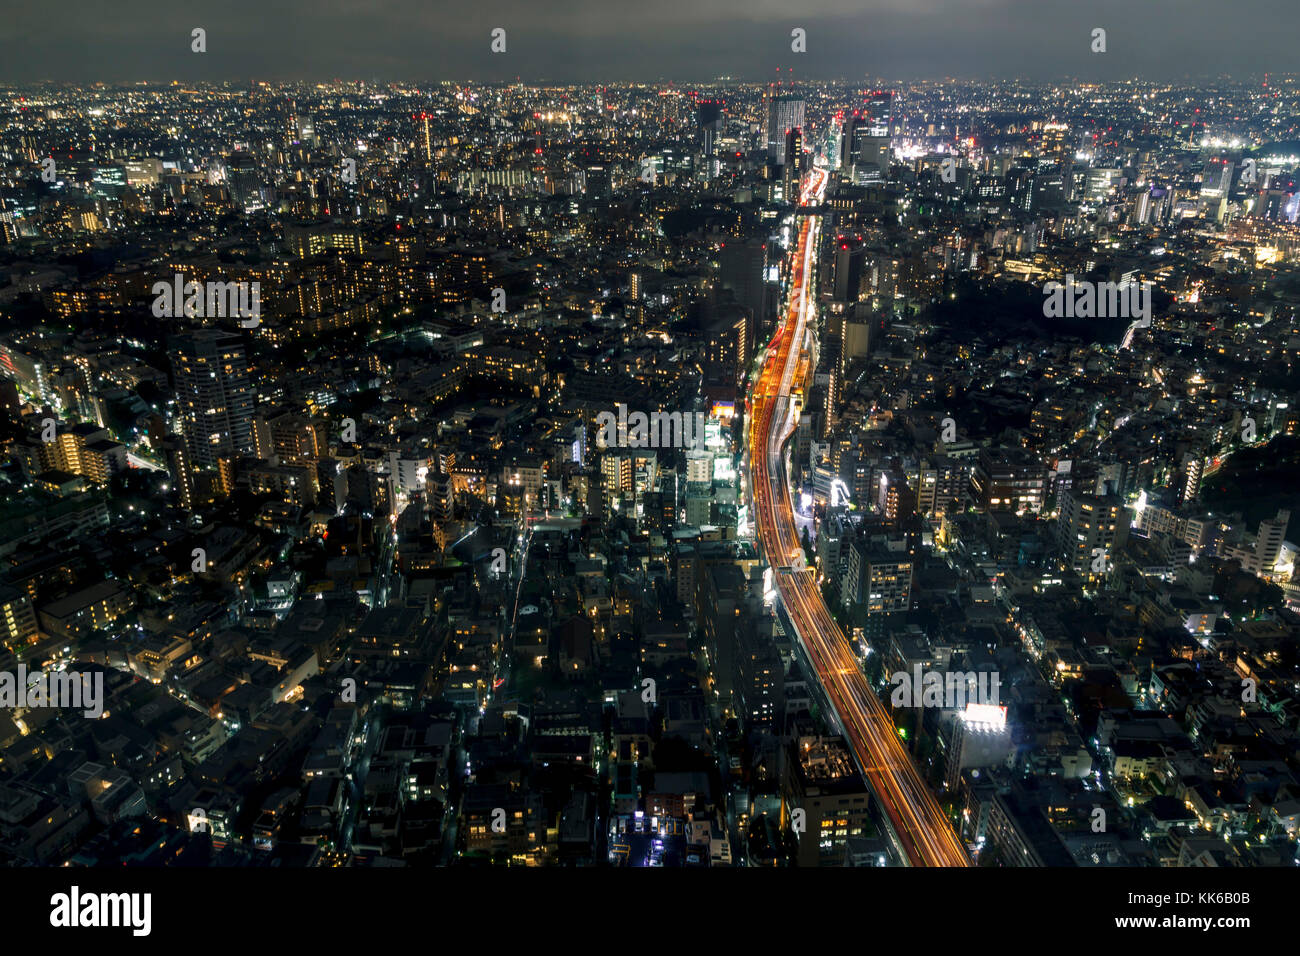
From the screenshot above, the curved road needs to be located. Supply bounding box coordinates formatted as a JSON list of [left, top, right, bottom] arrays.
[[746, 165, 970, 867]]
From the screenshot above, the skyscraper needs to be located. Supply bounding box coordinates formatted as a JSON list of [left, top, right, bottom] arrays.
[[226, 152, 261, 212], [169, 330, 255, 471], [783, 127, 803, 198], [840, 115, 867, 171], [718, 237, 768, 346], [697, 98, 723, 157], [283, 97, 299, 147], [866, 91, 894, 136], [419, 112, 432, 162], [698, 98, 724, 180], [840, 114, 890, 183], [832, 237, 865, 304], [766, 94, 805, 165]]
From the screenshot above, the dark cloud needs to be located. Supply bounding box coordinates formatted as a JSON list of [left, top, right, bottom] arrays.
[[0, 0, 1292, 83]]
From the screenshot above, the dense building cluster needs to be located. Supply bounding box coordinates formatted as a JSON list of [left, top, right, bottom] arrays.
[[0, 75, 1297, 867]]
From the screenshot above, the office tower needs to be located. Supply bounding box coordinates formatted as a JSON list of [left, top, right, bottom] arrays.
[[832, 237, 866, 304], [418, 112, 432, 162], [296, 113, 318, 147], [840, 115, 866, 171], [718, 237, 768, 344], [766, 94, 805, 165], [822, 333, 842, 434], [783, 127, 804, 198], [283, 98, 298, 147], [584, 163, 611, 197], [1200, 159, 1232, 201], [840, 539, 913, 637], [696, 563, 746, 716], [840, 113, 890, 184], [226, 152, 260, 211], [866, 90, 894, 136], [1085, 167, 1122, 203], [854, 135, 891, 185], [697, 98, 723, 158], [1027, 171, 1067, 212], [169, 330, 255, 471], [736, 616, 783, 726]]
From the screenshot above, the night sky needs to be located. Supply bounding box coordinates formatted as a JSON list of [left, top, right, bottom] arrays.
[[1, 0, 1295, 84]]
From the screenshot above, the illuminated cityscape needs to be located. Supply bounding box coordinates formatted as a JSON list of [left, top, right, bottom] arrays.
[[1, 5, 1299, 909]]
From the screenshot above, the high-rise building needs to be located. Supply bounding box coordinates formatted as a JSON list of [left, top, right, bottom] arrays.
[[866, 91, 894, 136], [283, 98, 299, 147], [840, 113, 890, 184], [840, 115, 866, 171], [226, 152, 260, 211], [169, 330, 255, 471], [735, 616, 783, 726], [1057, 490, 1128, 577], [701, 302, 750, 388], [783, 127, 804, 198], [944, 703, 1013, 790], [1252, 509, 1290, 576], [160, 434, 195, 512], [697, 98, 723, 161], [718, 238, 768, 342], [832, 237, 866, 303], [584, 163, 611, 198], [822, 333, 843, 434], [854, 135, 891, 185], [696, 563, 747, 717], [840, 538, 913, 640], [914, 456, 967, 516], [766, 94, 805, 165], [1181, 450, 1205, 503]]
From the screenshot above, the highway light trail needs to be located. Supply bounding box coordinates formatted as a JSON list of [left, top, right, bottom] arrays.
[[747, 164, 971, 867]]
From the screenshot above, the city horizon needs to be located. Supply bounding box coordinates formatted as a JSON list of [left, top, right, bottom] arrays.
[[2, 0, 1297, 84]]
